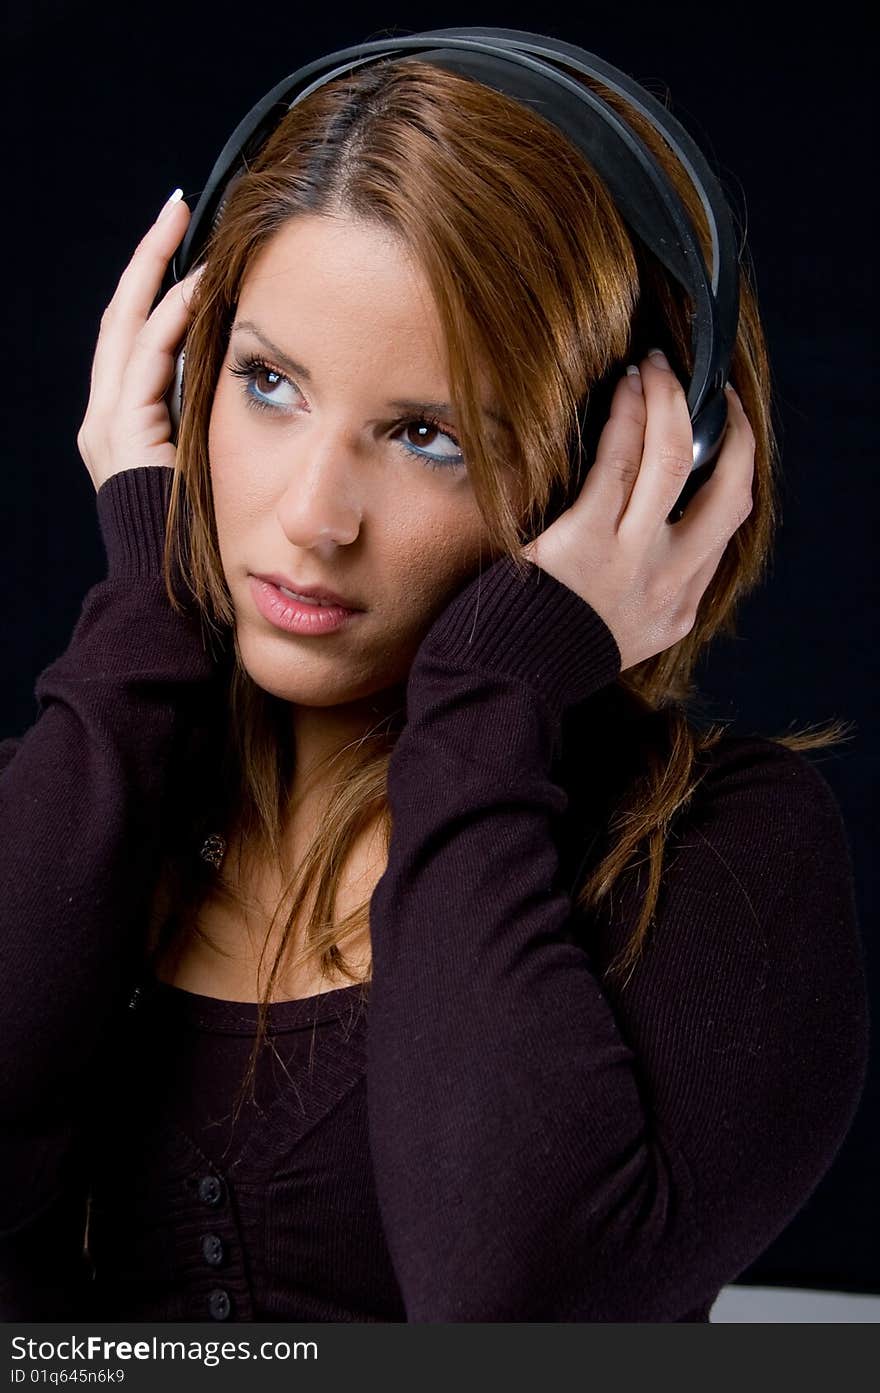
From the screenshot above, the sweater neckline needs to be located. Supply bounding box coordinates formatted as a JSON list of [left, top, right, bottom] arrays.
[[134, 968, 367, 1035]]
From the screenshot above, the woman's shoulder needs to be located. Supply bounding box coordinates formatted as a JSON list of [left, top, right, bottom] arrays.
[[662, 728, 864, 993], [604, 725, 869, 1159], [602, 727, 869, 1245], [687, 728, 853, 857]]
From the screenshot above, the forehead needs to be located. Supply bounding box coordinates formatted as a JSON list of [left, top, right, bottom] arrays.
[[241, 214, 435, 324]]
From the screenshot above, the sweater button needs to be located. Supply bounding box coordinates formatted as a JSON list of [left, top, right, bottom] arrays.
[[207, 1287, 232, 1320], [197, 1175, 224, 1206], [201, 1233, 225, 1266]]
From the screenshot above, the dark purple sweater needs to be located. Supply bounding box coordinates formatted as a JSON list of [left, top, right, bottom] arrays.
[[0, 465, 869, 1323]]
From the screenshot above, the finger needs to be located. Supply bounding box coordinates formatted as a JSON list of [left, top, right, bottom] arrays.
[[92, 262, 204, 421], [117, 268, 205, 412], [571, 365, 648, 528], [88, 198, 191, 409], [669, 384, 756, 565], [621, 351, 696, 537], [107, 195, 191, 330]]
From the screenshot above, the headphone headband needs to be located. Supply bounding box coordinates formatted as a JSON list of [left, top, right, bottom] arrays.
[[165, 27, 740, 493]]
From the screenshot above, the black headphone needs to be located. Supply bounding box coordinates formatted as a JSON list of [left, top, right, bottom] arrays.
[[160, 25, 740, 525]]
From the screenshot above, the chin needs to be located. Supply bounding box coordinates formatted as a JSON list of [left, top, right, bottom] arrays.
[[234, 621, 394, 707]]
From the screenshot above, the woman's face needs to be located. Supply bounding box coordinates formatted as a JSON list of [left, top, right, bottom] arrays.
[[208, 212, 503, 709]]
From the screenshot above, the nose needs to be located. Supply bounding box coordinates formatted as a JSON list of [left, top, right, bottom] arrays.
[[274, 432, 365, 557]]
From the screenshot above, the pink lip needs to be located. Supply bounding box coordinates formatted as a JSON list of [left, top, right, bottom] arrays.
[[250, 572, 361, 610], [249, 576, 362, 636]]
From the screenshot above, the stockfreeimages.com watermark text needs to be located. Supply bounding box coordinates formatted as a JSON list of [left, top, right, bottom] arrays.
[[10, 1335, 315, 1370]]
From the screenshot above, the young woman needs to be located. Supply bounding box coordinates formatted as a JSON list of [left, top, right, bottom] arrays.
[[0, 56, 868, 1323]]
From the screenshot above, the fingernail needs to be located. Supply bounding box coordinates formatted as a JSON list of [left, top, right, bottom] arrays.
[[157, 187, 183, 222], [625, 364, 643, 393], [647, 347, 670, 369]]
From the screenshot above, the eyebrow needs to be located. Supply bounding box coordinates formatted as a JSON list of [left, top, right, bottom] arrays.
[[230, 319, 511, 430]]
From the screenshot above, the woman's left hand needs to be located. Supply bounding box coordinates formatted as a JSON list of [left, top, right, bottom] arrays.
[[520, 352, 756, 673]]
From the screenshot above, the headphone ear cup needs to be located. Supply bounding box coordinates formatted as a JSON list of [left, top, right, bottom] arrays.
[[666, 385, 728, 522], [552, 363, 727, 526], [166, 346, 186, 445]]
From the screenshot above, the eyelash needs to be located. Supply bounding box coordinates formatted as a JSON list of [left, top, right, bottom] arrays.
[[226, 352, 466, 473]]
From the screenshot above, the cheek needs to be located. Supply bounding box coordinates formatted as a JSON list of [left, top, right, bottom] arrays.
[[207, 398, 270, 537], [207, 395, 235, 515], [383, 501, 491, 628]]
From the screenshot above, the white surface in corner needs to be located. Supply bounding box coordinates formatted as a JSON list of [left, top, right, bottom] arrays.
[[711, 1284, 880, 1322]]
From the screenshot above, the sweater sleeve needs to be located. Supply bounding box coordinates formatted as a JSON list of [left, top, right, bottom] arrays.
[[364, 555, 871, 1322], [0, 465, 222, 1251]]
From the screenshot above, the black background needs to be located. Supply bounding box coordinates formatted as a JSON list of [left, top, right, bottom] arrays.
[[3, 2, 876, 1294]]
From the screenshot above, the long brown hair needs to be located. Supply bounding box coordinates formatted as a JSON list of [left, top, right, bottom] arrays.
[[150, 55, 853, 1117]]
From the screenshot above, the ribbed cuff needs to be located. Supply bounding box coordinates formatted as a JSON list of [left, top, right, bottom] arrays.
[[95, 466, 176, 580], [418, 553, 622, 721]]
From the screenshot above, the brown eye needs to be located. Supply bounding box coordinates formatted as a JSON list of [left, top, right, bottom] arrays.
[[398, 417, 465, 471], [227, 354, 299, 413]]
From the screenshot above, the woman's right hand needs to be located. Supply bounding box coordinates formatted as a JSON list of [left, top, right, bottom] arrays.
[[76, 189, 205, 493]]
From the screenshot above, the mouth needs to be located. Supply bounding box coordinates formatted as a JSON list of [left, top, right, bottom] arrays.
[[248, 576, 364, 636], [249, 572, 364, 610]]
